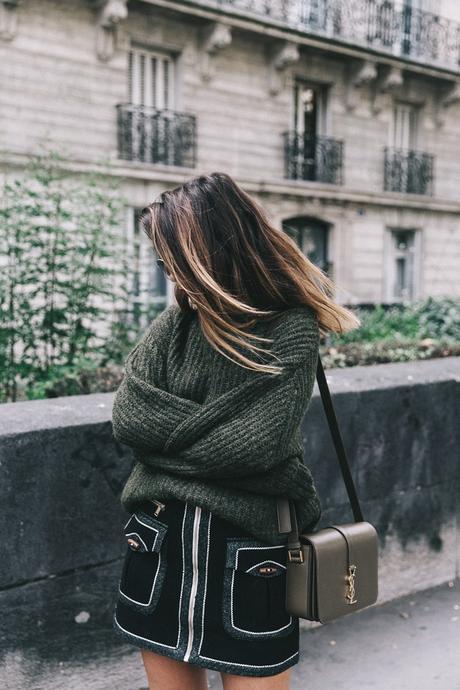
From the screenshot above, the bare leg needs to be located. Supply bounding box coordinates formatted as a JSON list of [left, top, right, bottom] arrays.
[[220, 667, 292, 690], [141, 649, 209, 690]]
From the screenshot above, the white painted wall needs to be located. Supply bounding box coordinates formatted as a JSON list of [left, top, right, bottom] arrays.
[[438, 0, 460, 22]]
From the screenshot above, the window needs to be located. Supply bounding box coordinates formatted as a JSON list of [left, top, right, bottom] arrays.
[[384, 102, 433, 194], [282, 216, 331, 275], [296, 1, 328, 31], [391, 102, 419, 150], [124, 207, 169, 328], [117, 45, 196, 167], [128, 46, 175, 110], [285, 79, 342, 184], [293, 80, 327, 138], [401, 0, 436, 58], [384, 228, 421, 302]]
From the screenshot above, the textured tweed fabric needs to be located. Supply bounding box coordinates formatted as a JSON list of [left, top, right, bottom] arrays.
[[111, 303, 322, 545]]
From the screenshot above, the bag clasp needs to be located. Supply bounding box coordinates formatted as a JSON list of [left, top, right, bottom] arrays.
[[287, 547, 304, 563]]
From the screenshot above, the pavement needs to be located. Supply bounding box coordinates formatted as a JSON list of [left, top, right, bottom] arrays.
[[1, 578, 459, 690]]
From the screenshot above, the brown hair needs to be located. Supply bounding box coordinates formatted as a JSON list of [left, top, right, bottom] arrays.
[[139, 171, 360, 374]]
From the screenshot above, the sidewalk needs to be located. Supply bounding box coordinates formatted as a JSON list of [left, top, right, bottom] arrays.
[[291, 579, 460, 690], [1, 579, 459, 689]]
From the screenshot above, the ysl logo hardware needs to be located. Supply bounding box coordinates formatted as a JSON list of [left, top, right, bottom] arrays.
[[346, 564, 357, 604]]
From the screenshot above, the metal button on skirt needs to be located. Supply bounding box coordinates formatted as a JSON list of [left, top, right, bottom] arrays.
[[112, 497, 300, 678]]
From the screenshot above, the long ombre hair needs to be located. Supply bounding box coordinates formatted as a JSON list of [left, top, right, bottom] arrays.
[[139, 171, 360, 374]]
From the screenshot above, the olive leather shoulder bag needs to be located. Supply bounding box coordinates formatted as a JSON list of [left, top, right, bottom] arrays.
[[276, 355, 379, 624]]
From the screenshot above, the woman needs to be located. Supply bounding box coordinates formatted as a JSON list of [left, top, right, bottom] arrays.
[[111, 171, 360, 690]]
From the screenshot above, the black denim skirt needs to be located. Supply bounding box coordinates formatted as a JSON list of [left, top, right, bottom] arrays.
[[112, 497, 300, 678]]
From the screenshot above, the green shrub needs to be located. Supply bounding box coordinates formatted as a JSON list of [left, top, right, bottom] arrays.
[[0, 151, 134, 402], [329, 297, 460, 344], [323, 296, 460, 367]]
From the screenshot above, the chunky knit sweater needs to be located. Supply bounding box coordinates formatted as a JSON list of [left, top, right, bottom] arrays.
[[111, 303, 322, 545]]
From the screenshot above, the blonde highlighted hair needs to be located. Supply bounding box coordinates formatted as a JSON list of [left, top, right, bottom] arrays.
[[139, 171, 360, 374]]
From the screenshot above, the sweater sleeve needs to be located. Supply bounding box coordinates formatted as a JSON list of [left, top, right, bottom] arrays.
[[134, 306, 320, 479], [111, 305, 201, 451]]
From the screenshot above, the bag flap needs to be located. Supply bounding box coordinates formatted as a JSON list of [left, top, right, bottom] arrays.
[[124, 511, 168, 553], [301, 522, 379, 623], [225, 538, 287, 577]]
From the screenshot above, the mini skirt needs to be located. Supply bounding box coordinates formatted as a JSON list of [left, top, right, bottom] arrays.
[[112, 496, 300, 678]]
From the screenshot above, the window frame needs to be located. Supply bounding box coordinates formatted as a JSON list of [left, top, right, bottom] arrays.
[[390, 101, 421, 151], [123, 206, 170, 328], [282, 215, 332, 276], [383, 226, 422, 302], [128, 44, 176, 110], [292, 78, 329, 138]]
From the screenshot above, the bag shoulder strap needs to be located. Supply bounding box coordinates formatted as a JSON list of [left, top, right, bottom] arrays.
[[277, 354, 364, 536]]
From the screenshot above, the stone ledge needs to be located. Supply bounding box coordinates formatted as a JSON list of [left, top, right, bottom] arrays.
[[1, 357, 459, 600], [1, 356, 458, 436]]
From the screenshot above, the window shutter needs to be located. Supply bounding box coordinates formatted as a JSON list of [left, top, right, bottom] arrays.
[[128, 47, 175, 110]]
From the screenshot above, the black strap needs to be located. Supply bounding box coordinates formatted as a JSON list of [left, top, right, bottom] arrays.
[[315, 354, 363, 523], [277, 353, 363, 536]]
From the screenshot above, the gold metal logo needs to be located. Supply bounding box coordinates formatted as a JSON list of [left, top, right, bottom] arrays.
[[346, 564, 357, 604]]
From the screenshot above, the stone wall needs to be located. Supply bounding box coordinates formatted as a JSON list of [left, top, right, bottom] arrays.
[[1, 357, 458, 611]]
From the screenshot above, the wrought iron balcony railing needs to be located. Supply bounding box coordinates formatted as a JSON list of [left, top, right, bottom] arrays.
[[201, 0, 460, 72], [117, 104, 197, 168], [384, 147, 434, 195], [283, 132, 344, 185]]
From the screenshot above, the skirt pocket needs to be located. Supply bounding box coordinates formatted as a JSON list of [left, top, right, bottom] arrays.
[[222, 538, 295, 640], [119, 510, 168, 615]]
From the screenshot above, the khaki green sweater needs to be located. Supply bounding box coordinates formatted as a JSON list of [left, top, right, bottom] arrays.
[[111, 303, 322, 545]]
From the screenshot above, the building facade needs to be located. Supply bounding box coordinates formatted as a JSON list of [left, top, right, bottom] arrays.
[[1, 0, 460, 320]]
